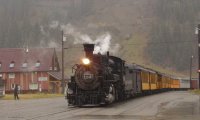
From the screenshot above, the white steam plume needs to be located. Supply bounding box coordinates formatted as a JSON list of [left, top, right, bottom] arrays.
[[60, 23, 113, 54], [73, 32, 112, 54], [49, 21, 59, 29], [48, 22, 120, 54], [93, 33, 111, 54]]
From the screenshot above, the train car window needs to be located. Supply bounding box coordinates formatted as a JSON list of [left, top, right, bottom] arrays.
[[151, 75, 156, 83], [181, 80, 189, 83], [137, 72, 141, 82], [149, 74, 154, 83], [150, 74, 152, 83], [141, 72, 148, 83]]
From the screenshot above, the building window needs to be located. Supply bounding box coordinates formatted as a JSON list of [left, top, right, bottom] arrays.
[[29, 83, 38, 90], [22, 62, 28, 68], [9, 61, 15, 68], [11, 84, 15, 89], [49, 67, 52, 70], [54, 67, 57, 71], [9, 73, 15, 79], [49, 66, 58, 71], [35, 61, 40, 67]]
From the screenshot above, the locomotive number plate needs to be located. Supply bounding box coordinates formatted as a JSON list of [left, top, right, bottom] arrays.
[[84, 72, 93, 79], [84, 75, 92, 79]]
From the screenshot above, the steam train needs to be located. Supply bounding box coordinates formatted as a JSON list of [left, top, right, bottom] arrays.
[[66, 44, 180, 106]]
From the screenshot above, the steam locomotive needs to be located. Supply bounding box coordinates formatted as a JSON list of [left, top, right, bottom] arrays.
[[66, 44, 180, 106]]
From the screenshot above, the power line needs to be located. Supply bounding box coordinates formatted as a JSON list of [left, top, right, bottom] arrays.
[[120, 40, 196, 46], [65, 40, 196, 49]]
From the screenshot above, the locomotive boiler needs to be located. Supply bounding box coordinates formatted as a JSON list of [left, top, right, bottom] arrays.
[[66, 44, 126, 106]]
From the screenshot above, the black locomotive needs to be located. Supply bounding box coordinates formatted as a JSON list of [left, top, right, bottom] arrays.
[[66, 44, 132, 106]]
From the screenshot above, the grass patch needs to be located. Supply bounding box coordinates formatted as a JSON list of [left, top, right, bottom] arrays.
[[1, 93, 64, 100], [190, 89, 200, 95]]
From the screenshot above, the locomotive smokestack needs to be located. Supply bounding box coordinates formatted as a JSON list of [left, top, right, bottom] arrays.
[[83, 44, 95, 58], [107, 51, 109, 57]]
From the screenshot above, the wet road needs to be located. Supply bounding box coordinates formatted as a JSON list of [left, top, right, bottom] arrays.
[[0, 91, 200, 120]]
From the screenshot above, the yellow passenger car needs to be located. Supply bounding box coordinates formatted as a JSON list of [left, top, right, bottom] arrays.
[[137, 65, 180, 93], [161, 75, 167, 89], [140, 68, 158, 91], [149, 72, 157, 90], [141, 70, 150, 91], [171, 78, 180, 89]]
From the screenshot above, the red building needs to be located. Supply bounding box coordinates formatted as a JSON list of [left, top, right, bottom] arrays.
[[0, 48, 62, 93]]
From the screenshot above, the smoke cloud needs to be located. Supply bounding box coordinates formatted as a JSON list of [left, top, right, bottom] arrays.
[[93, 33, 111, 54], [39, 23, 60, 48], [45, 21, 120, 54], [49, 21, 59, 29], [60, 23, 119, 54], [74, 32, 112, 54]]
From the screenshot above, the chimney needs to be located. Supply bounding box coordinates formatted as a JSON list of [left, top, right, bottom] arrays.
[[83, 44, 94, 58]]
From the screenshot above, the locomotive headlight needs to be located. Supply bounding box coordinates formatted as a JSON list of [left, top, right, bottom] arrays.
[[82, 58, 90, 65]]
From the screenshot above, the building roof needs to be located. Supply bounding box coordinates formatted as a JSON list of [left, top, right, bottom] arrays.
[[132, 63, 156, 73], [0, 48, 58, 72], [48, 71, 69, 80]]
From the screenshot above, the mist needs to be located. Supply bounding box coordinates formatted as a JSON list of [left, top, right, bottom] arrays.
[[0, 0, 199, 74]]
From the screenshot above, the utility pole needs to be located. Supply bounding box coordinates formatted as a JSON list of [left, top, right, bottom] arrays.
[[198, 24, 200, 89], [61, 30, 65, 94], [189, 56, 193, 89]]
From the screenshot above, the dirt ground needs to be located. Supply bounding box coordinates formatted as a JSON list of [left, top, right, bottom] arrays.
[[0, 91, 199, 120]]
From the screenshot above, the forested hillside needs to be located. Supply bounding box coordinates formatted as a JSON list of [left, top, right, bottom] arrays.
[[148, 0, 200, 71], [0, 0, 200, 76]]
